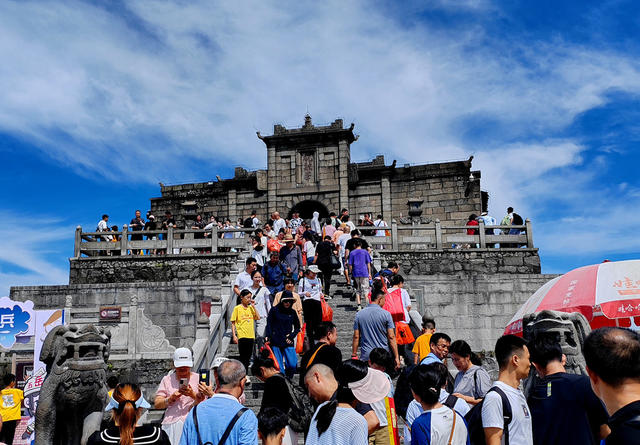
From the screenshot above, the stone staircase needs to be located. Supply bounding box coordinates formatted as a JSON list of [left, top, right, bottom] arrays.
[[225, 273, 358, 413]]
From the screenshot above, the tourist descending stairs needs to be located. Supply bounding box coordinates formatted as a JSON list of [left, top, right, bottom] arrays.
[[225, 273, 358, 414]]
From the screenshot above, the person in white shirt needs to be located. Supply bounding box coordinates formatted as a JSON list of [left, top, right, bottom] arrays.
[[233, 258, 257, 298], [247, 269, 271, 350], [373, 215, 388, 236], [408, 363, 469, 445], [97, 214, 113, 246], [337, 226, 352, 287], [271, 212, 287, 235], [482, 335, 533, 445]]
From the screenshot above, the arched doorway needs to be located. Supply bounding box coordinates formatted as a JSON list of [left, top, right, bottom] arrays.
[[288, 200, 329, 221]]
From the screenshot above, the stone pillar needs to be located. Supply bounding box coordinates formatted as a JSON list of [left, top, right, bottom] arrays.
[[227, 188, 237, 221], [381, 176, 391, 219], [338, 140, 350, 211], [267, 146, 277, 213]]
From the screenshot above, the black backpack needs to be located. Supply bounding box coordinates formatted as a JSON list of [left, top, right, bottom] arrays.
[[512, 213, 524, 226], [279, 375, 314, 433], [464, 386, 512, 445], [243, 217, 254, 228]]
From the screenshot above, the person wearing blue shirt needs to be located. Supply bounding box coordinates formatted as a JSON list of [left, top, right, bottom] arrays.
[[420, 333, 451, 365], [180, 359, 258, 445]]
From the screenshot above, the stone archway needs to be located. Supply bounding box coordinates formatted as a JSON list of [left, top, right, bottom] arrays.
[[288, 200, 329, 221]]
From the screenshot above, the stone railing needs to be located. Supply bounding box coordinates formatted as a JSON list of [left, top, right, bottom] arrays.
[[74, 219, 534, 258], [356, 219, 534, 250], [74, 226, 255, 257]]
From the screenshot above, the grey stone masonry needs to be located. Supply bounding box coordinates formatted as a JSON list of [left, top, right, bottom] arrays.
[[379, 249, 541, 276], [69, 253, 238, 284], [9, 280, 223, 349]]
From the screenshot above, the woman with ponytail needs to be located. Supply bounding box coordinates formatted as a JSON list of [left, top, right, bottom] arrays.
[[449, 339, 492, 405], [408, 365, 469, 445], [304, 359, 390, 445], [88, 383, 170, 445]]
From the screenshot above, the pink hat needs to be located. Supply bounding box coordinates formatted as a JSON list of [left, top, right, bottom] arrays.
[[348, 368, 390, 404]]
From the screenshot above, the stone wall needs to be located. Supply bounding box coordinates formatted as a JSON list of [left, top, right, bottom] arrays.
[[402, 273, 558, 351], [379, 249, 541, 275], [10, 280, 225, 348], [68, 253, 237, 284]]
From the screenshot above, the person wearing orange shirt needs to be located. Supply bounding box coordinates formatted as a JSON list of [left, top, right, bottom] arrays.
[[412, 316, 436, 364]]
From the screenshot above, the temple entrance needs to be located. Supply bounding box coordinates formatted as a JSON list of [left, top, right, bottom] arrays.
[[288, 200, 329, 221]]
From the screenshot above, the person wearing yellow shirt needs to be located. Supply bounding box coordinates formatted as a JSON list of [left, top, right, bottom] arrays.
[[0, 374, 24, 444], [412, 317, 436, 364], [231, 289, 260, 383]]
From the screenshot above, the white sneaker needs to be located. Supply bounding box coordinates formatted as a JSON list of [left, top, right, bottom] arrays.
[[324, 295, 332, 300], [245, 376, 251, 385]]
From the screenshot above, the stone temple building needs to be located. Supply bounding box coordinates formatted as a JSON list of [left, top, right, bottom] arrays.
[[151, 115, 487, 225]]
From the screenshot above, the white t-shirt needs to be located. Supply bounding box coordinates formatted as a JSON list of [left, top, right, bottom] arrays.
[[404, 391, 470, 444], [304, 240, 316, 259], [272, 218, 287, 234], [388, 286, 411, 323], [298, 277, 322, 301], [306, 403, 368, 445], [234, 271, 253, 292], [409, 405, 468, 445], [482, 381, 533, 445], [248, 285, 271, 318], [373, 219, 387, 237], [371, 373, 394, 427], [338, 234, 351, 257]]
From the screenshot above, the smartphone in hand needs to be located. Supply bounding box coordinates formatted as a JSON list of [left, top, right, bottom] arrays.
[[179, 377, 189, 388], [199, 369, 210, 386]]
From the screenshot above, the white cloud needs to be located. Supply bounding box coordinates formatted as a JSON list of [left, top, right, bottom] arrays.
[[0, 1, 639, 273], [0, 212, 70, 296]]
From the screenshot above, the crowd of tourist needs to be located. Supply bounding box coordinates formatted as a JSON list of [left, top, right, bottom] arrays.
[[16, 206, 625, 445], [85, 325, 640, 445]]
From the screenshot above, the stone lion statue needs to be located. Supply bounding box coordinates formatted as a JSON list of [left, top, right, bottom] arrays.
[[34, 324, 111, 445], [521, 310, 591, 395]]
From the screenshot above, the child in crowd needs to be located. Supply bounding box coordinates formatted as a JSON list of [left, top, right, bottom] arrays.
[[231, 289, 260, 382], [413, 316, 436, 364], [258, 407, 288, 445]]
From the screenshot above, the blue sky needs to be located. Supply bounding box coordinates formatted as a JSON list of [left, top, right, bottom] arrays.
[[1, 0, 639, 295]]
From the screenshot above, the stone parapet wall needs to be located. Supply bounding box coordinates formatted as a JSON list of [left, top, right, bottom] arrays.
[[404, 273, 559, 351], [69, 253, 238, 284], [379, 249, 541, 275], [10, 280, 225, 348]]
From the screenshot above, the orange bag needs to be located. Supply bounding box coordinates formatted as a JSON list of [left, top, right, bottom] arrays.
[[261, 342, 280, 371], [296, 324, 306, 354], [321, 297, 333, 321], [395, 322, 415, 345]]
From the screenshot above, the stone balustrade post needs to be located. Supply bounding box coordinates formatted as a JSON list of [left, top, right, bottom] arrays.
[[74, 226, 82, 258], [478, 220, 486, 248], [120, 225, 129, 256], [435, 219, 443, 250], [211, 227, 218, 252], [167, 226, 174, 253], [525, 218, 534, 248], [391, 221, 398, 250]]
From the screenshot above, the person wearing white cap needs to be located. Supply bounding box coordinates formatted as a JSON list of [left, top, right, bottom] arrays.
[[89, 383, 170, 445], [305, 360, 390, 445], [154, 348, 209, 444]]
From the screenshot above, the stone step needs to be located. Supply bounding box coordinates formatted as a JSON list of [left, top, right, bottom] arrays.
[[222, 276, 359, 415]]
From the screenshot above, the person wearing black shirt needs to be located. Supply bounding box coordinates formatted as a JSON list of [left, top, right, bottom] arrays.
[[252, 349, 298, 445], [129, 210, 145, 254], [299, 322, 342, 387], [313, 236, 338, 296], [344, 230, 371, 256], [584, 327, 640, 445], [527, 332, 609, 445]]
